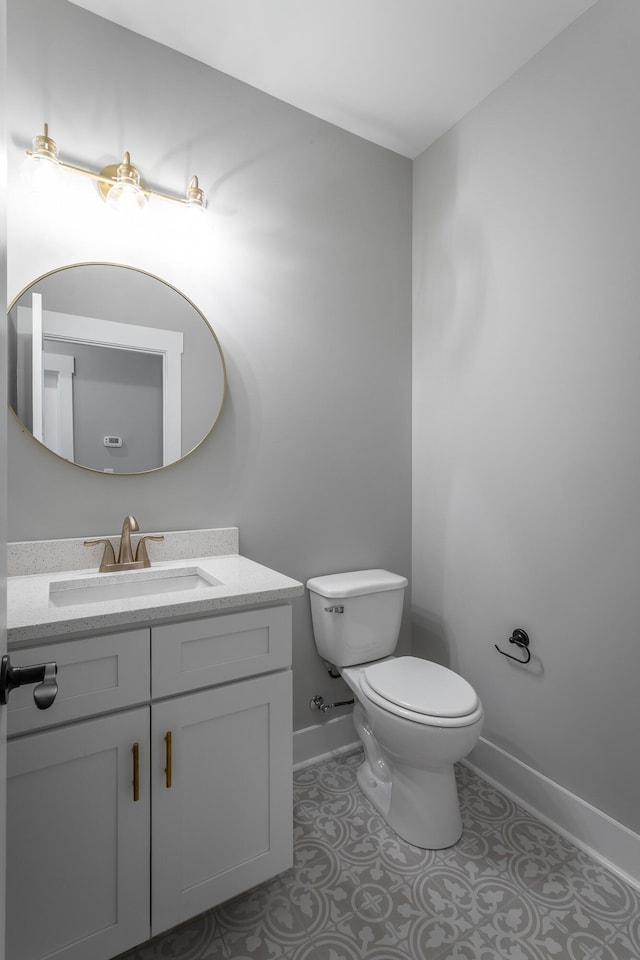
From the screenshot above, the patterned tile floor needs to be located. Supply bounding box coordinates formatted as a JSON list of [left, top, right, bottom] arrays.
[[119, 750, 640, 960]]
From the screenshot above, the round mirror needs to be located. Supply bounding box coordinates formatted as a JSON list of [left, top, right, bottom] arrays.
[[7, 263, 226, 474]]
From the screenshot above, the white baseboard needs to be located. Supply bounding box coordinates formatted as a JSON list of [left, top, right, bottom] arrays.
[[467, 737, 640, 892], [293, 713, 359, 770]]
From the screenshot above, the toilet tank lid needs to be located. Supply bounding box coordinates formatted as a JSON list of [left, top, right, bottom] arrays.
[[306, 569, 408, 599], [364, 656, 479, 717]]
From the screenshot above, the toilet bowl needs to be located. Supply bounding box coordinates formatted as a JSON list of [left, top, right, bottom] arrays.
[[342, 657, 483, 848], [307, 570, 484, 849]]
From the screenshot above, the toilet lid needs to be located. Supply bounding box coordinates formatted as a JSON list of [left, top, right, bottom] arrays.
[[306, 569, 408, 598], [363, 657, 479, 718]]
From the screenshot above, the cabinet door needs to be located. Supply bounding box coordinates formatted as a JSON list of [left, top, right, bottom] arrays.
[[151, 670, 292, 936], [6, 709, 150, 960]]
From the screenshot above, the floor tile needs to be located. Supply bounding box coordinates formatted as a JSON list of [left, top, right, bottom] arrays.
[[600, 917, 640, 960], [214, 880, 310, 956], [301, 920, 413, 960], [477, 885, 612, 960], [116, 750, 639, 960]]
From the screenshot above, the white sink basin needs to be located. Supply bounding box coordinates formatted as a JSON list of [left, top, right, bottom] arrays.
[[49, 566, 223, 606]]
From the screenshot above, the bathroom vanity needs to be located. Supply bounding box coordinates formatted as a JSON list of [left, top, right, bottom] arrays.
[[5, 528, 303, 960]]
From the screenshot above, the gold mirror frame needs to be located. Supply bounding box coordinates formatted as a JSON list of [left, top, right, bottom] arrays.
[[7, 262, 227, 475]]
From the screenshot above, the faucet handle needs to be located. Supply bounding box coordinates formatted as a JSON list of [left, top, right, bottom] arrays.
[[84, 538, 117, 573], [135, 535, 165, 568]]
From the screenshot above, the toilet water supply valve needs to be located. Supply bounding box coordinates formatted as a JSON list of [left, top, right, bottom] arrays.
[[309, 694, 354, 714], [310, 658, 355, 713]]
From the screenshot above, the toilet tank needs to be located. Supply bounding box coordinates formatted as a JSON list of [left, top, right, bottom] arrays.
[[307, 569, 408, 667]]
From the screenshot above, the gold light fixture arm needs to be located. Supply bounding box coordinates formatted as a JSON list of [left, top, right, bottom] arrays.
[[25, 124, 207, 210]]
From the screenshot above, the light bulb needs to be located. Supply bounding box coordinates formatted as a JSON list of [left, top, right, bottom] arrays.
[[104, 152, 147, 214], [106, 181, 147, 213], [21, 124, 61, 195]]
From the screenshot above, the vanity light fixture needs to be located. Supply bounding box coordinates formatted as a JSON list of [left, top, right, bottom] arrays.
[[23, 124, 207, 213]]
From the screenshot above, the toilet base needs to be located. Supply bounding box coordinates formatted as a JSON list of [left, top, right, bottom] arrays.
[[356, 754, 463, 850], [356, 759, 392, 821]]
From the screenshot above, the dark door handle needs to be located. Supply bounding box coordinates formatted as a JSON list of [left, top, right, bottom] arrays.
[[0, 655, 58, 709]]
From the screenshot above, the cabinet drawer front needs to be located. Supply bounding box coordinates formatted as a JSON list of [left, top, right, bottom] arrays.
[[8, 630, 150, 736], [152, 606, 291, 697]]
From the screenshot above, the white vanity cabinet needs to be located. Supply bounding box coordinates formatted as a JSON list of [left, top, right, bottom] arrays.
[[6, 604, 294, 960]]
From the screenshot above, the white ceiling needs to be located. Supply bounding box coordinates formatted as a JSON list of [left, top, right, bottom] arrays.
[[69, 0, 597, 158]]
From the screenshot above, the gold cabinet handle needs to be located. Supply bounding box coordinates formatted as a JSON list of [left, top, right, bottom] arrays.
[[164, 731, 172, 788], [132, 742, 140, 802]]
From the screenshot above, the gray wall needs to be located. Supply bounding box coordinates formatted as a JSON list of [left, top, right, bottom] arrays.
[[7, 0, 413, 731], [413, 0, 640, 834]]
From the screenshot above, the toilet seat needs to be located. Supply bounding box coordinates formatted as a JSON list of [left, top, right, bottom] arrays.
[[360, 656, 482, 728]]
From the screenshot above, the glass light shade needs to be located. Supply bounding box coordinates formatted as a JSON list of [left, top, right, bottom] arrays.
[[104, 152, 147, 214], [184, 175, 206, 213], [20, 153, 61, 195], [21, 126, 60, 194], [184, 199, 206, 215], [106, 181, 147, 213]]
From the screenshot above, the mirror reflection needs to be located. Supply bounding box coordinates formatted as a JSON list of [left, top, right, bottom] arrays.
[[8, 263, 226, 474]]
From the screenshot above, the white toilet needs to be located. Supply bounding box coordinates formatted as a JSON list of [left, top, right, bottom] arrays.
[[307, 569, 484, 849]]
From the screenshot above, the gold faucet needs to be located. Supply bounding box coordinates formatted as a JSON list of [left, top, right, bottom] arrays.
[[117, 515, 138, 565], [85, 516, 165, 573]]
